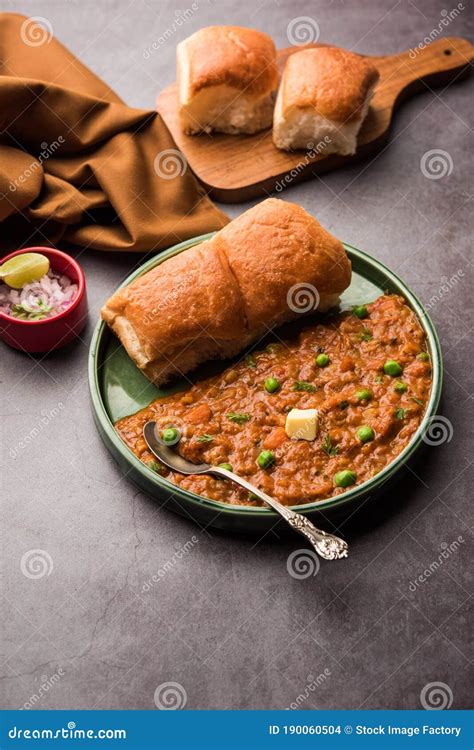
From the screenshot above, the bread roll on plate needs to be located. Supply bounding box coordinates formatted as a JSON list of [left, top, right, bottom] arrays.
[[273, 47, 379, 155], [177, 26, 278, 135], [101, 199, 351, 386]]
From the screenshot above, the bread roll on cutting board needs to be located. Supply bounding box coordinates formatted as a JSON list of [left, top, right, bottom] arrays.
[[273, 47, 379, 154], [101, 199, 351, 386], [177, 26, 278, 135]]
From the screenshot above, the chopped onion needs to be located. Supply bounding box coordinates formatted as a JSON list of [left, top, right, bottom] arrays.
[[0, 269, 78, 321]]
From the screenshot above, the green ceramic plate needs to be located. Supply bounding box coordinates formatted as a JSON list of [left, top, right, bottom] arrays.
[[88, 235, 442, 532]]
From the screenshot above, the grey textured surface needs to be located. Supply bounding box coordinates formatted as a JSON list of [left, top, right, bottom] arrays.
[[1, 0, 473, 711]]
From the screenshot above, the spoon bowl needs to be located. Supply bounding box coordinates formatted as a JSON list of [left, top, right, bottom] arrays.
[[144, 421, 349, 561]]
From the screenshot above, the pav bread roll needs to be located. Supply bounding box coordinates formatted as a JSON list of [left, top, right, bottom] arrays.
[[101, 199, 351, 386], [177, 26, 279, 135], [273, 47, 379, 155]]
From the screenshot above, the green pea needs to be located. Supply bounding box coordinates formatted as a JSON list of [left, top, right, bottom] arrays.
[[218, 462, 233, 472], [162, 427, 180, 444], [417, 352, 430, 362], [357, 425, 375, 443], [356, 388, 373, 402], [264, 377, 280, 393], [315, 353, 330, 367], [257, 450, 275, 470], [334, 470, 357, 488], [249, 492, 259, 502], [384, 360, 403, 376], [353, 305, 368, 319], [394, 381, 408, 393]]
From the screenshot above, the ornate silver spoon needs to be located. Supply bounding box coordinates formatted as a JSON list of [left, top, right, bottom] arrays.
[[144, 421, 348, 561]]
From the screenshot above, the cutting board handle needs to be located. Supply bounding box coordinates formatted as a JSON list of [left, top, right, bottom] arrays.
[[374, 36, 474, 104]]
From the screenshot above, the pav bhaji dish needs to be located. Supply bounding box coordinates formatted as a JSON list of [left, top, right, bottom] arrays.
[[102, 199, 432, 508]]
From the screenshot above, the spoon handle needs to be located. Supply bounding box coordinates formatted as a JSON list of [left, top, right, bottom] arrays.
[[212, 467, 348, 561]]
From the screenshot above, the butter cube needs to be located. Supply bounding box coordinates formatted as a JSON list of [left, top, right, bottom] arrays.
[[285, 408, 319, 441]]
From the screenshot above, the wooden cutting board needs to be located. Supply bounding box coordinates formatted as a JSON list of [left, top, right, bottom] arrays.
[[156, 37, 474, 203]]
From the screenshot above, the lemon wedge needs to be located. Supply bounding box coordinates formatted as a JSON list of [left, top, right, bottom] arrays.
[[0, 253, 50, 289]]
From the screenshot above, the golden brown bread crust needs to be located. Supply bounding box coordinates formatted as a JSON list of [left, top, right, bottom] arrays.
[[280, 47, 379, 123], [101, 199, 351, 385], [219, 199, 351, 331], [179, 26, 278, 99]]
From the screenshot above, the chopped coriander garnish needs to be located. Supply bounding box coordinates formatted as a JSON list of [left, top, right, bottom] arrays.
[[292, 381, 316, 392], [395, 407, 407, 420], [359, 329, 372, 341], [245, 354, 256, 368], [227, 412, 251, 424], [196, 434, 214, 443], [322, 434, 339, 457], [411, 396, 424, 406]]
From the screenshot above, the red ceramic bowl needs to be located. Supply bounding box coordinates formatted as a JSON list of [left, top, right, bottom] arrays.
[[0, 247, 88, 353]]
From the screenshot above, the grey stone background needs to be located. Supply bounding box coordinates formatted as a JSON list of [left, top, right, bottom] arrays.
[[1, 0, 472, 711]]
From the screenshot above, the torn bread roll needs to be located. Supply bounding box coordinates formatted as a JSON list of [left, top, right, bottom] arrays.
[[177, 26, 279, 135], [101, 198, 351, 386], [273, 47, 379, 155]]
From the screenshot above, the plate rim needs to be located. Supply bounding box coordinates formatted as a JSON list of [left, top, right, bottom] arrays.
[[88, 235, 443, 518]]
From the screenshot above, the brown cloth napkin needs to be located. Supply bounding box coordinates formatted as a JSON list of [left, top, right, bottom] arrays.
[[0, 13, 228, 253]]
